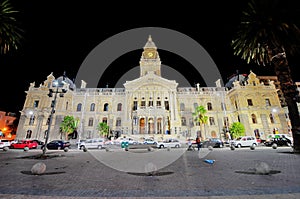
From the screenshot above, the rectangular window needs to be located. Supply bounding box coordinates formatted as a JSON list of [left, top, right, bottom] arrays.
[[156, 101, 161, 107], [34, 100, 39, 108], [141, 101, 146, 108], [265, 99, 271, 106], [149, 101, 153, 107], [133, 101, 137, 110], [247, 99, 253, 106], [164, 101, 169, 110]]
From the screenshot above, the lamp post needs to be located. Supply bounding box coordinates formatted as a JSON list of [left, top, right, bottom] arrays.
[[43, 79, 67, 155]]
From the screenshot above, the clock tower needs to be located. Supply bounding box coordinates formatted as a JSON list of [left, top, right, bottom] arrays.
[[139, 35, 161, 77]]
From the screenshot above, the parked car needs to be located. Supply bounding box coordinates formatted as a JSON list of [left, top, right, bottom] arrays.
[[143, 138, 157, 145], [10, 140, 38, 149], [32, 139, 45, 145], [0, 139, 11, 149], [265, 134, 293, 146], [264, 137, 292, 147], [42, 140, 71, 150], [202, 138, 224, 148], [79, 138, 106, 149], [157, 138, 181, 148], [230, 136, 258, 148]]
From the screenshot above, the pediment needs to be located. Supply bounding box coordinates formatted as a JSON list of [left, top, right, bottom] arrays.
[[124, 72, 178, 91]]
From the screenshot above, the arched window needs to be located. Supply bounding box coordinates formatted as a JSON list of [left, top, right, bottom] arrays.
[[77, 103, 82, 112], [181, 117, 186, 126], [133, 116, 138, 126], [270, 114, 275, 123], [90, 103, 95, 111], [116, 118, 121, 126], [251, 114, 257, 124], [117, 103, 122, 111], [193, 103, 198, 109], [88, 118, 93, 126], [209, 117, 215, 125], [102, 117, 107, 123], [103, 103, 109, 111], [180, 103, 185, 111], [207, 102, 212, 110], [29, 115, 35, 125]]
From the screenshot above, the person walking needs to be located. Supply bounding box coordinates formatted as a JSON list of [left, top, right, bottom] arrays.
[[196, 136, 201, 151]]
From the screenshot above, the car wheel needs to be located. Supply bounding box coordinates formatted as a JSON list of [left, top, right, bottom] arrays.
[[159, 145, 164, 149], [98, 145, 102, 149], [237, 144, 242, 148], [175, 144, 180, 148]]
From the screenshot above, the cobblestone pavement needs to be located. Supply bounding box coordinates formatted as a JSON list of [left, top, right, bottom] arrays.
[[0, 146, 299, 199]]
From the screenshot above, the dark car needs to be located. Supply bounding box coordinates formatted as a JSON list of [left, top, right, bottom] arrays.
[[264, 137, 292, 147], [42, 140, 71, 150], [202, 138, 224, 148], [32, 139, 44, 145]]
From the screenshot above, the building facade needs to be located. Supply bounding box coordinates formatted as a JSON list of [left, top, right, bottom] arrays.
[[16, 36, 289, 142]]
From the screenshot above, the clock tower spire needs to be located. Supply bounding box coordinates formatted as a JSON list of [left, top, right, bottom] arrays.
[[139, 35, 161, 77]]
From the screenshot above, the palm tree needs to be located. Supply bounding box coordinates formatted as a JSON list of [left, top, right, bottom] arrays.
[[192, 105, 208, 140], [0, 0, 24, 54], [97, 122, 109, 138], [231, 0, 300, 152], [60, 115, 79, 140]]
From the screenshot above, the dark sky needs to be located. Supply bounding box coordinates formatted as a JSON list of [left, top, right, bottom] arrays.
[[1, 0, 299, 116]]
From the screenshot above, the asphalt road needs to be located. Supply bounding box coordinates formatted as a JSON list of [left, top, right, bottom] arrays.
[[0, 145, 299, 199]]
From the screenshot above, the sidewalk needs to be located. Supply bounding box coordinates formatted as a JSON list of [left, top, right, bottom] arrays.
[[0, 146, 299, 198]]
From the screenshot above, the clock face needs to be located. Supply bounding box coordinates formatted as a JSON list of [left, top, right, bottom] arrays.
[[144, 50, 155, 58]]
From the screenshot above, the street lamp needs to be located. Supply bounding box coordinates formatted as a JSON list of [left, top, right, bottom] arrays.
[[43, 79, 67, 155]]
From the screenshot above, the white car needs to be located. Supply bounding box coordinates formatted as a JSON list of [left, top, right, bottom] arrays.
[[0, 139, 11, 149], [231, 136, 258, 148], [157, 138, 181, 148], [79, 138, 106, 149]]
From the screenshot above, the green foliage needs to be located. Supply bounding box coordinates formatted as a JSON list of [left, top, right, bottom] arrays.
[[0, 0, 24, 54], [60, 115, 79, 140], [97, 122, 109, 137], [229, 122, 246, 139], [192, 105, 208, 138], [231, 0, 300, 66], [192, 105, 208, 125]]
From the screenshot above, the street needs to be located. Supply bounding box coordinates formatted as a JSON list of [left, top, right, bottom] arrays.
[[0, 145, 300, 199]]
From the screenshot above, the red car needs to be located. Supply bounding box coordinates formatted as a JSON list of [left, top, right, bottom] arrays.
[[10, 140, 38, 149]]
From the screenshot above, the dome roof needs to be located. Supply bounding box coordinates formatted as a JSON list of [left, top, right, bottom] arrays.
[[55, 75, 76, 91], [225, 74, 248, 88]]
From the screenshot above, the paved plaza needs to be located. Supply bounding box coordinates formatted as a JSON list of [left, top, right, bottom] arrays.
[[0, 145, 300, 199]]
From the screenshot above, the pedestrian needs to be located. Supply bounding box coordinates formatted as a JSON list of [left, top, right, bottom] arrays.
[[196, 136, 201, 151], [187, 139, 195, 151]]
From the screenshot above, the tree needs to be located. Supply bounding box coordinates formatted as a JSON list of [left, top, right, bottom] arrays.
[[192, 105, 208, 140], [231, 0, 300, 152], [97, 122, 109, 138], [229, 122, 246, 139], [60, 115, 79, 140], [0, 0, 24, 54]]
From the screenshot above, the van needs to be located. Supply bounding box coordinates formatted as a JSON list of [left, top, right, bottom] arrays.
[[230, 136, 258, 148], [79, 138, 106, 149]]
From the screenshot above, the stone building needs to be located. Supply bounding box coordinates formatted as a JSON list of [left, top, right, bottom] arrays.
[[16, 36, 289, 142]]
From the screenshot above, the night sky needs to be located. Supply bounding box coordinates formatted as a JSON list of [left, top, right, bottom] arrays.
[[1, 0, 299, 116]]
